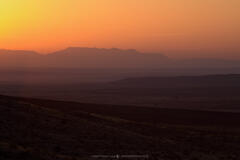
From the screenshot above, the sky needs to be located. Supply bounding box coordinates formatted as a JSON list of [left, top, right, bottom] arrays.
[[0, 0, 240, 58]]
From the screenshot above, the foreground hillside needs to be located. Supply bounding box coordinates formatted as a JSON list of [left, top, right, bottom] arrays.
[[0, 95, 240, 160], [1, 74, 240, 111]]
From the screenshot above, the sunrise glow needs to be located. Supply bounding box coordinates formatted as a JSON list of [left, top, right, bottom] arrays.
[[0, 0, 240, 58]]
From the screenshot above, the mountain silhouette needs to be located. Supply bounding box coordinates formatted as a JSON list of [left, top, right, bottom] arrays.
[[0, 47, 240, 69]]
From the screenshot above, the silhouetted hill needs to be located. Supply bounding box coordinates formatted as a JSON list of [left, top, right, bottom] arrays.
[[114, 74, 240, 88], [1, 47, 240, 69], [0, 49, 38, 55], [46, 47, 169, 68], [177, 58, 240, 68], [0, 47, 168, 68], [0, 49, 41, 68]]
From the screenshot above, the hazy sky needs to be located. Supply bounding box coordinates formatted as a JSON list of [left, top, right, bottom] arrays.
[[0, 0, 240, 58]]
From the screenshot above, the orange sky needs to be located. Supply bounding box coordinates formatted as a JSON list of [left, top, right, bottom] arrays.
[[0, 0, 240, 58]]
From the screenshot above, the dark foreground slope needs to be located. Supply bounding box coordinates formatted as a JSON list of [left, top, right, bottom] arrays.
[[2, 74, 240, 111], [0, 95, 240, 160]]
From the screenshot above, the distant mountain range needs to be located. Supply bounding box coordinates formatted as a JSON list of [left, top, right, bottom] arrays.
[[0, 47, 240, 69]]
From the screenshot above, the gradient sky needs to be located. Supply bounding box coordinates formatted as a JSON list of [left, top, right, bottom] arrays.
[[0, 0, 240, 58]]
